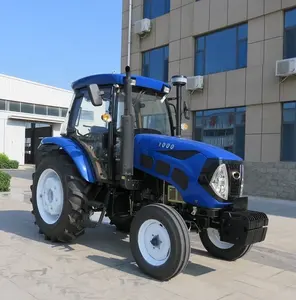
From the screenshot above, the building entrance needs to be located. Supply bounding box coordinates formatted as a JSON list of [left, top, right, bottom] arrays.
[[25, 123, 53, 164]]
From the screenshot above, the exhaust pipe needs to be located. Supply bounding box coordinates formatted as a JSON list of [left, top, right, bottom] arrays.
[[120, 66, 135, 188]]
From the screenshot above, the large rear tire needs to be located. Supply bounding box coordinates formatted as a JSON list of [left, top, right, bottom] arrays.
[[199, 227, 252, 261], [130, 203, 190, 281], [30, 152, 89, 243]]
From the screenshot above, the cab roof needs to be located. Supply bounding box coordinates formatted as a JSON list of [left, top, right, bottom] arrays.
[[71, 73, 171, 93]]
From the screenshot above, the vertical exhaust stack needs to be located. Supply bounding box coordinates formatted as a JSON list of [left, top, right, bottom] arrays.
[[171, 75, 187, 137], [120, 66, 135, 188]]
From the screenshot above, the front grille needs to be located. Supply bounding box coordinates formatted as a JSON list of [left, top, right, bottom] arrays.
[[227, 163, 243, 198]]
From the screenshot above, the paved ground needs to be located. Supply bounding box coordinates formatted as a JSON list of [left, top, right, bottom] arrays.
[[0, 167, 296, 299]]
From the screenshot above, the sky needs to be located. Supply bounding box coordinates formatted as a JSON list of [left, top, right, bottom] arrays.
[[0, 0, 122, 90]]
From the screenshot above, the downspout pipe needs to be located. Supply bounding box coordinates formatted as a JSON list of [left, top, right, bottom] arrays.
[[127, 0, 132, 66]]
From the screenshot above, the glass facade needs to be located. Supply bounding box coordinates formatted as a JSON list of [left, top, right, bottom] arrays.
[[281, 102, 296, 161], [143, 0, 170, 19], [195, 23, 248, 76], [0, 99, 67, 118], [194, 107, 246, 159], [142, 45, 169, 82], [284, 8, 296, 59]]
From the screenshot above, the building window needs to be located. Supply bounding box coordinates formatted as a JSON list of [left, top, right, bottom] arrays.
[[284, 8, 296, 59], [48, 106, 60, 116], [35, 105, 47, 115], [0, 99, 5, 111], [21, 103, 34, 114], [194, 107, 246, 158], [281, 102, 296, 161], [144, 0, 170, 19], [61, 108, 68, 117], [195, 23, 248, 76], [142, 45, 169, 82], [9, 101, 21, 112]]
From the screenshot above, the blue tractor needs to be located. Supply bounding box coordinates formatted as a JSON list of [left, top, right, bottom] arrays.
[[30, 66, 269, 281]]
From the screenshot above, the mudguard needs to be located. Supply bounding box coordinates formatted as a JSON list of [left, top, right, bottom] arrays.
[[40, 137, 96, 183], [134, 134, 243, 209]]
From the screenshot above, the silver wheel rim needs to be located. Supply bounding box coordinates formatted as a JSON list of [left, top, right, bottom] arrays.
[[36, 168, 64, 225], [138, 219, 171, 266], [207, 228, 234, 250]]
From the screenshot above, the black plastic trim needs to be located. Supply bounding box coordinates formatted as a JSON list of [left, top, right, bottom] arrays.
[[157, 150, 199, 160], [172, 168, 189, 190], [140, 154, 154, 169], [155, 160, 170, 177]]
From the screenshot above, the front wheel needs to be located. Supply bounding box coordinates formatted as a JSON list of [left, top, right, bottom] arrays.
[[130, 203, 190, 281], [199, 227, 252, 261]]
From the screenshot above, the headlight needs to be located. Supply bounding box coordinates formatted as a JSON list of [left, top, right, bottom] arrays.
[[209, 163, 229, 200]]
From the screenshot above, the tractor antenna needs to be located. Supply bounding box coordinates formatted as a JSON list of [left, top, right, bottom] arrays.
[[171, 75, 187, 137]]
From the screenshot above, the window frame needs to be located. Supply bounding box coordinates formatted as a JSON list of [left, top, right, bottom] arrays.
[[193, 106, 246, 158], [283, 8, 296, 59], [281, 101, 296, 161], [143, 0, 170, 20], [194, 23, 248, 76], [142, 45, 169, 82]]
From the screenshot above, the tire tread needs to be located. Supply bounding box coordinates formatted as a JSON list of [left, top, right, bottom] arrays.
[[31, 150, 89, 243]]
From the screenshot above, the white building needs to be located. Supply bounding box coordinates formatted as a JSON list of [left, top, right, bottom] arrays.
[[0, 74, 73, 165]]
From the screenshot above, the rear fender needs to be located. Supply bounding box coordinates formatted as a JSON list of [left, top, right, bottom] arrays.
[[39, 137, 96, 183]]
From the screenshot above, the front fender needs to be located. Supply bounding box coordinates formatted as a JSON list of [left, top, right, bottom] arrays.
[[40, 137, 96, 183]]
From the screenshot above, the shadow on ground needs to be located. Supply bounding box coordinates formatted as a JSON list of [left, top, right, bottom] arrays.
[[0, 209, 215, 279]]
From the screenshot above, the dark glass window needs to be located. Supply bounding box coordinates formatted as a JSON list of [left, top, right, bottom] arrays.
[[9, 101, 21, 112], [195, 23, 248, 76], [142, 45, 169, 82], [284, 8, 296, 59], [21, 103, 34, 114], [35, 105, 47, 115], [281, 102, 296, 161], [61, 108, 68, 117], [194, 107, 246, 158], [0, 99, 5, 111], [144, 0, 170, 19], [48, 106, 60, 116]]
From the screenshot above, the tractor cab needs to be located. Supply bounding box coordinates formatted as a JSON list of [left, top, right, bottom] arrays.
[[60, 68, 175, 183]]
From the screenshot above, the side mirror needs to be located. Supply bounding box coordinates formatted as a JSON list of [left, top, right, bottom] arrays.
[[88, 84, 103, 106], [183, 101, 190, 120]]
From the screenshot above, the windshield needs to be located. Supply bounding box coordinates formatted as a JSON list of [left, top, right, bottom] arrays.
[[116, 88, 171, 135], [72, 86, 111, 136]]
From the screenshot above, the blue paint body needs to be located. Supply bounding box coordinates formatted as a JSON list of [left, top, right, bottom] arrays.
[[41, 134, 241, 209], [41, 73, 242, 209], [72, 73, 171, 93], [41, 137, 96, 183], [134, 134, 242, 209]]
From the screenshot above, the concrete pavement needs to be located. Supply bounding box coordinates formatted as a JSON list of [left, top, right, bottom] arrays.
[[0, 167, 295, 299]]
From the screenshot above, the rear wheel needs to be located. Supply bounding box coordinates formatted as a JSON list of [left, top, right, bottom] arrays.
[[30, 152, 89, 243], [130, 203, 190, 281], [199, 227, 252, 261]]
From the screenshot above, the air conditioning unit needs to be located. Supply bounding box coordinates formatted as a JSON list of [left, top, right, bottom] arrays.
[[134, 18, 151, 36], [186, 76, 204, 91], [275, 58, 296, 77]]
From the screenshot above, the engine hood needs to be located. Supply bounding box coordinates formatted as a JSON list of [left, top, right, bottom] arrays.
[[133, 133, 243, 209], [134, 134, 242, 161]]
